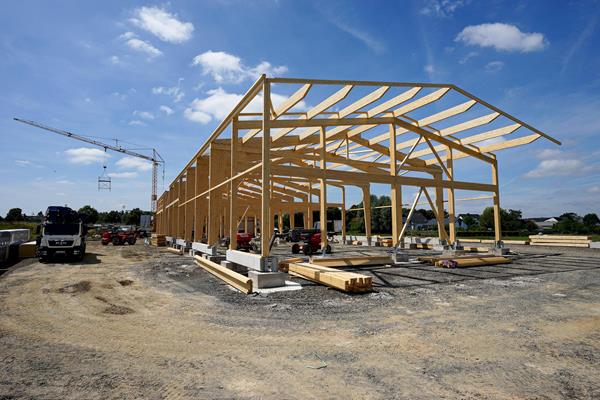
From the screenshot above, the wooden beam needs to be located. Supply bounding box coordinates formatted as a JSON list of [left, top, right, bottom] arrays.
[[261, 79, 271, 256]]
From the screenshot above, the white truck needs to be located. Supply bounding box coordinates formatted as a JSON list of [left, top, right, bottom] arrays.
[[36, 206, 87, 262]]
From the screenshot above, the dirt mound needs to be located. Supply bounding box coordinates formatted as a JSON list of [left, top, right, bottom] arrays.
[[58, 280, 91, 294], [118, 279, 134, 286]]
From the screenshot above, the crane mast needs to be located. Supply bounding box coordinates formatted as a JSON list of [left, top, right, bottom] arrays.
[[14, 118, 164, 212]]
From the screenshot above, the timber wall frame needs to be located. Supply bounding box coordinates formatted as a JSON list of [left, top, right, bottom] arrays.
[[155, 75, 559, 257]]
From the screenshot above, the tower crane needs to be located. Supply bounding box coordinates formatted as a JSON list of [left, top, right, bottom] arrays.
[[14, 118, 165, 213]]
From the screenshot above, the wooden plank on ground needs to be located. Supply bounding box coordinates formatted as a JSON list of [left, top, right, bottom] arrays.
[[166, 247, 183, 255], [194, 255, 253, 294], [309, 256, 392, 268]]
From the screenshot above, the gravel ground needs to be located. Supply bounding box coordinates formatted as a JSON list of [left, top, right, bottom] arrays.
[[0, 242, 598, 399]]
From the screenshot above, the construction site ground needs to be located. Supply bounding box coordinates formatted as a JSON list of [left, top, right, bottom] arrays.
[[0, 241, 599, 400]]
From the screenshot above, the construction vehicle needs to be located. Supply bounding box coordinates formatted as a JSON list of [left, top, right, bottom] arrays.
[[291, 231, 332, 255], [101, 227, 137, 246], [219, 232, 255, 251], [36, 206, 87, 262]]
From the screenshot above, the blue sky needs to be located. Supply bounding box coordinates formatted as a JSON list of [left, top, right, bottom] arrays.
[[1, 0, 599, 218]]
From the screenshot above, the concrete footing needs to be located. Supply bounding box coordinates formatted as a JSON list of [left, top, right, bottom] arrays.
[[221, 260, 248, 274], [442, 249, 466, 257], [248, 271, 287, 289], [490, 247, 510, 255]]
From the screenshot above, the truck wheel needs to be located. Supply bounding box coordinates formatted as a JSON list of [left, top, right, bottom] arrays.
[[112, 237, 120, 246], [324, 244, 332, 254], [291, 244, 300, 254], [128, 238, 136, 245], [303, 245, 312, 256], [101, 241, 108, 246]]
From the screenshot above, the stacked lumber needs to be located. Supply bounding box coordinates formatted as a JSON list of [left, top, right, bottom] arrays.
[[151, 234, 166, 246], [278, 257, 304, 273], [287, 262, 372, 292], [310, 255, 392, 268], [351, 240, 363, 246], [375, 237, 394, 247], [529, 235, 591, 248], [502, 239, 530, 245], [194, 255, 253, 294]]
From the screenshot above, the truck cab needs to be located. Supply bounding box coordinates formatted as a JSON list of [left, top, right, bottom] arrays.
[[37, 206, 86, 262]]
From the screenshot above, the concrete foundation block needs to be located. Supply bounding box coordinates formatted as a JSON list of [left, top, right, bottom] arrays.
[[433, 245, 450, 251], [442, 249, 466, 257], [206, 255, 225, 263], [393, 252, 409, 263], [490, 247, 510, 255], [248, 271, 287, 289]]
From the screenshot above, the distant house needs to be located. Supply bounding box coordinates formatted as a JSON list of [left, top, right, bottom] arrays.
[[407, 213, 428, 229], [528, 217, 558, 231], [422, 217, 467, 230]]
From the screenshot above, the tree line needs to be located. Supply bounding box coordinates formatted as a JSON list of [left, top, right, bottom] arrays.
[[1, 206, 150, 226]]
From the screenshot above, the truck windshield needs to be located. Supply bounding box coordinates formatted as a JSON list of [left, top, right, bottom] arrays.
[[44, 224, 80, 235]]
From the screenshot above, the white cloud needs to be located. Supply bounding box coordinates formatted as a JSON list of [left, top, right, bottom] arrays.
[[119, 31, 137, 40], [130, 6, 194, 43], [485, 60, 505, 72], [420, 0, 469, 17], [65, 148, 110, 165], [15, 159, 32, 166], [152, 82, 184, 102], [128, 120, 146, 126], [108, 171, 138, 179], [424, 64, 435, 74], [192, 51, 288, 83], [159, 105, 174, 115], [525, 150, 599, 178], [133, 110, 154, 120], [586, 186, 600, 193], [329, 18, 386, 54], [184, 87, 308, 125], [456, 23, 548, 52], [459, 51, 478, 64], [125, 38, 162, 58], [110, 55, 121, 65], [56, 179, 74, 185], [116, 156, 152, 172]]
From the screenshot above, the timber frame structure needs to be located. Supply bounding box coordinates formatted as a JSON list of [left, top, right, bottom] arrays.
[[155, 76, 559, 267]]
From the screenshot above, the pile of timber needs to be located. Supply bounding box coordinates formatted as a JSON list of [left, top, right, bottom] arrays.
[[151, 234, 166, 246], [287, 261, 372, 292], [529, 235, 591, 248], [419, 254, 511, 268], [193, 255, 253, 294], [375, 237, 394, 247]]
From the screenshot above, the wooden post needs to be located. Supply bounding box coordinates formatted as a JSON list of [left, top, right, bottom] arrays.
[[306, 181, 313, 229], [389, 124, 402, 247], [434, 173, 448, 242], [362, 185, 372, 245], [319, 126, 328, 250], [261, 77, 271, 257], [290, 211, 295, 230], [278, 210, 283, 232], [492, 159, 501, 242], [229, 118, 239, 250], [207, 146, 219, 245], [194, 157, 208, 242], [244, 216, 248, 234], [341, 186, 347, 244], [185, 167, 196, 242], [446, 147, 456, 244], [254, 214, 258, 236]]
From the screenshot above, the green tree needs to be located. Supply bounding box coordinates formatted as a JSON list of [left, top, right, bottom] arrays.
[[105, 210, 122, 223], [553, 213, 585, 234], [5, 208, 24, 222], [125, 208, 142, 225], [583, 213, 600, 227], [78, 205, 99, 224]]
